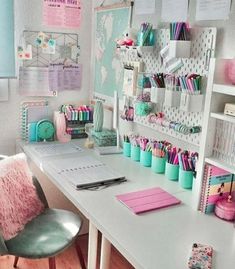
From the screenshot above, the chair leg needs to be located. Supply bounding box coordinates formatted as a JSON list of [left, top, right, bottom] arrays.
[[75, 241, 86, 269], [48, 257, 56, 269], [13, 257, 19, 268]]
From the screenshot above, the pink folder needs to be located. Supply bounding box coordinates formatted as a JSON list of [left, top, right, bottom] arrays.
[[116, 187, 181, 214]]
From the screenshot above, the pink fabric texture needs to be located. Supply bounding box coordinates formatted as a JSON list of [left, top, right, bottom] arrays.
[[0, 154, 44, 240]]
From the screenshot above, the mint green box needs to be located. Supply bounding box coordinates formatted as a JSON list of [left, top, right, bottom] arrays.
[[165, 162, 179, 181], [151, 156, 166, 174], [131, 145, 140, 162], [123, 142, 131, 157], [179, 169, 193, 189], [140, 150, 152, 167]]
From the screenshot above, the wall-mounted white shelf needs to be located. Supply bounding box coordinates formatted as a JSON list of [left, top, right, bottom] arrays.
[[205, 157, 235, 174], [210, 112, 235, 123], [213, 83, 235, 96]]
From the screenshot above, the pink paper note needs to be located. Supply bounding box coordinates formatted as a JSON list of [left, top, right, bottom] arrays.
[[43, 0, 81, 29]]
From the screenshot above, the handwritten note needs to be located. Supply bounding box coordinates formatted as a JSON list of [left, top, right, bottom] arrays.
[[161, 0, 188, 22], [135, 0, 155, 15], [196, 0, 231, 21], [49, 64, 82, 91], [19, 67, 57, 97], [43, 0, 81, 29]]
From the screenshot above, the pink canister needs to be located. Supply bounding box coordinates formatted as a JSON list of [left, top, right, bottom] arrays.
[[215, 196, 235, 221]]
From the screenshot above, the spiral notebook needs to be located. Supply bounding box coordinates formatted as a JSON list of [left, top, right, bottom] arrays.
[[116, 187, 181, 214], [199, 164, 234, 213], [47, 155, 126, 189]]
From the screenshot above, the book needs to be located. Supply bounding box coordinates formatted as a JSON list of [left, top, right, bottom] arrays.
[[200, 164, 234, 214], [116, 187, 181, 214]]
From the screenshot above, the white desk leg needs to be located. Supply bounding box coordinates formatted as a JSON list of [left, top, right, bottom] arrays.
[[88, 222, 98, 269], [100, 235, 111, 269]]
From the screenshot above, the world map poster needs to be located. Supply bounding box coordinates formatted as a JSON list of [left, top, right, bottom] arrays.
[[94, 5, 130, 103]]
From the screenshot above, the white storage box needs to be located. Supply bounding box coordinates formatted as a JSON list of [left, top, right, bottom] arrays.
[[150, 87, 165, 103], [180, 93, 204, 112], [169, 40, 191, 58], [164, 90, 181, 107]]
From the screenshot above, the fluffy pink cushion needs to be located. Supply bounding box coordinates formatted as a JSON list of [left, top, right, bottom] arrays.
[[0, 153, 44, 240]]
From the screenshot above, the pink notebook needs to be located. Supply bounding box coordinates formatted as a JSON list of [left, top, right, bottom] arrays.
[[116, 187, 181, 214]]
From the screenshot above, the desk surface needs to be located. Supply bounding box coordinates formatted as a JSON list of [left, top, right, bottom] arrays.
[[21, 141, 235, 269]]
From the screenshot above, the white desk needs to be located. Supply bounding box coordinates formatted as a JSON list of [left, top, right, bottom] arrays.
[[20, 141, 235, 269]]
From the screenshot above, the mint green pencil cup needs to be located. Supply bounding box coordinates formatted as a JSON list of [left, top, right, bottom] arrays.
[[140, 150, 152, 167], [131, 145, 140, 162], [151, 156, 166, 173], [165, 162, 179, 181], [179, 169, 193, 189], [123, 142, 131, 157]]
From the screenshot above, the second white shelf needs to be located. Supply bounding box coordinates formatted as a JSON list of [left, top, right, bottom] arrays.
[[213, 83, 235, 96], [205, 156, 235, 174], [210, 112, 235, 124]]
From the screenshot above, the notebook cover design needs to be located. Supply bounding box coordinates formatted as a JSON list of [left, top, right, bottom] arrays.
[[200, 164, 234, 214], [116, 187, 181, 214]]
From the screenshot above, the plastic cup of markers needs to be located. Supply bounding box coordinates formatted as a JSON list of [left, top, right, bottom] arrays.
[[131, 145, 140, 162], [179, 169, 193, 189], [151, 156, 166, 174], [165, 162, 179, 181], [140, 150, 152, 167], [123, 142, 131, 157]]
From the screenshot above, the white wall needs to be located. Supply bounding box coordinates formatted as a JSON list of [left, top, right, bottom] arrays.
[[0, 0, 92, 155], [92, 0, 235, 152], [1, 0, 235, 155]]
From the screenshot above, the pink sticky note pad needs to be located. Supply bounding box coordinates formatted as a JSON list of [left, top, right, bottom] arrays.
[[116, 187, 181, 214]]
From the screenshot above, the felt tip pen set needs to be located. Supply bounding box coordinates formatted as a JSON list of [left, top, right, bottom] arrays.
[[149, 73, 165, 88], [165, 74, 181, 91], [137, 22, 155, 46], [151, 141, 171, 158], [167, 147, 180, 165], [179, 74, 202, 94], [170, 22, 190, 41], [61, 104, 93, 122], [178, 151, 198, 172], [129, 134, 140, 147], [123, 135, 130, 143], [139, 137, 152, 152]]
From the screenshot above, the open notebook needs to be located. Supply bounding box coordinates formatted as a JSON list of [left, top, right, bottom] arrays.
[[47, 155, 126, 189], [116, 187, 181, 214]]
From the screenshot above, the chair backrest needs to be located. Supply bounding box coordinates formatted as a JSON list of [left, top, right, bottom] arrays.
[[0, 234, 8, 255], [32, 176, 49, 208]]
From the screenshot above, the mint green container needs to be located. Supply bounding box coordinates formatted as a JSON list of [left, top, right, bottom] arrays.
[[123, 142, 131, 157], [131, 145, 140, 162], [179, 169, 193, 189], [140, 150, 152, 167], [165, 162, 179, 181], [151, 156, 166, 173]]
